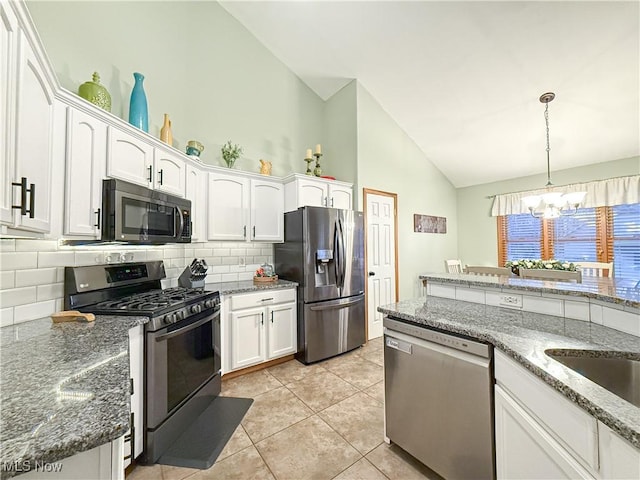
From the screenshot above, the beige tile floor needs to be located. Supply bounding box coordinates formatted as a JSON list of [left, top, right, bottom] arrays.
[[127, 337, 441, 480]]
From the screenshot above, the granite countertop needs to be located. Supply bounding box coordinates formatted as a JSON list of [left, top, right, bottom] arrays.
[[419, 272, 640, 308], [0, 315, 147, 479], [207, 278, 298, 295], [378, 296, 640, 449]]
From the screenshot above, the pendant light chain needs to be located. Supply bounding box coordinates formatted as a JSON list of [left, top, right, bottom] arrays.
[[544, 101, 552, 186]]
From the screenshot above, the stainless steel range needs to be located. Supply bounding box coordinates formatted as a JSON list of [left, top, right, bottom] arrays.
[[64, 261, 221, 464]]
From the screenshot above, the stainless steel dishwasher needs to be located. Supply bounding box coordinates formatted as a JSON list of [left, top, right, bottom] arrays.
[[384, 316, 495, 479]]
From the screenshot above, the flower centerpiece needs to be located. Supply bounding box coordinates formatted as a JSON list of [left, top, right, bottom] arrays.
[[505, 259, 578, 276], [221, 140, 243, 168], [253, 264, 277, 283]]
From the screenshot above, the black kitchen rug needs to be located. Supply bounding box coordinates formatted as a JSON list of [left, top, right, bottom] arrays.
[[157, 396, 253, 470]]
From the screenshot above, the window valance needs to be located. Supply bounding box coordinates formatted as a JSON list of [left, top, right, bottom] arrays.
[[490, 175, 640, 217]]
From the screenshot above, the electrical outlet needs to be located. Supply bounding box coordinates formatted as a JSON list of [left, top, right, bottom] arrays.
[[499, 294, 523, 308], [239, 257, 246, 266]]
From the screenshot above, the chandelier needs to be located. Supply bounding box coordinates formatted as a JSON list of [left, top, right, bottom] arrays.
[[522, 92, 586, 219]]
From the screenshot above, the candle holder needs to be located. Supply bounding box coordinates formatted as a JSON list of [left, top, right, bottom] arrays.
[[313, 152, 323, 176], [304, 156, 314, 175]]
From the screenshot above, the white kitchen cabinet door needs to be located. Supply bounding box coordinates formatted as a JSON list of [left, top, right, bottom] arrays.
[[230, 307, 266, 370], [107, 127, 154, 188], [127, 325, 144, 462], [153, 149, 185, 197], [495, 385, 594, 480], [185, 164, 207, 241], [64, 106, 107, 237], [208, 171, 249, 241], [10, 28, 55, 233], [0, 1, 17, 226], [295, 177, 327, 209], [250, 178, 283, 242], [328, 183, 353, 210], [267, 302, 296, 359], [598, 421, 640, 479]]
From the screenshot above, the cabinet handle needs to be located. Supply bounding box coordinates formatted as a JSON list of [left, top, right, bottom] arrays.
[[270, 311, 274, 323], [94, 208, 101, 228], [261, 312, 264, 325], [11, 177, 35, 218], [243, 225, 247, 238], [260, 298, 274, 302], [330, 197, 334, 207], [147, 165, 153, 183], [158, 169, 164, 185], [323, 196, 328, 207], [253, 226, 256, 238]]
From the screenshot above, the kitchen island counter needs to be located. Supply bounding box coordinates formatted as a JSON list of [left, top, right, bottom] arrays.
[[0, 315, 147, 479], [418, 272, 640, 308], [378, 295, 640, 449]]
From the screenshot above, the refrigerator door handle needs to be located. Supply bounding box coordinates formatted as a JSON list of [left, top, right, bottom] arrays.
[[309, 296, 362, 311], [333, 220, 342, 288], [337, 217, 346, 288]]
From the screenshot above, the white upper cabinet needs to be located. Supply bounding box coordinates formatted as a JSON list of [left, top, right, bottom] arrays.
[[250, 178, 284, 242], [283, 174, 353, 212], [106, 127, 154, 188], [154, 148, 186, 197], [185, 163, 207, 241], [64, 106, 107, 238], [208, 169, 284, 242], [1, 1, 57, 235], [208, 171, 249, 241]]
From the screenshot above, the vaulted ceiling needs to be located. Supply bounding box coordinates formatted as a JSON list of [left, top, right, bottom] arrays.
[[220, 1, 639, 188]]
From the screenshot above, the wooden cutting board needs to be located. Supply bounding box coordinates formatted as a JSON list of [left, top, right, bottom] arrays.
[[51, 311, 96, 323]]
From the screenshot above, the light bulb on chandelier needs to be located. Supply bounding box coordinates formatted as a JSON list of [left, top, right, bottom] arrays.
[[522, 92, 586, 218]]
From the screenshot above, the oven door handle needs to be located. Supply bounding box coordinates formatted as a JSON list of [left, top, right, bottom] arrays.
[[153, 313, 217, 342]]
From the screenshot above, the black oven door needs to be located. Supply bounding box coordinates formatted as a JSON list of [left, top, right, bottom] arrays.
[[145, 308, 221, 429]]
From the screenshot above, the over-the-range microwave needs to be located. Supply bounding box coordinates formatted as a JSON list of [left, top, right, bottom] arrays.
[[101, 178, 191, 244]]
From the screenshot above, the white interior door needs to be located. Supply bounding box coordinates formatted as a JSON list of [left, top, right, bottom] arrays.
[[365, 191, 397, 339]]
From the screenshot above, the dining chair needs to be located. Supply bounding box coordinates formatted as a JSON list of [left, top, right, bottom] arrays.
[[465, 265, 513, 277], [444, 259, 463, 274], [575, 261, 614, 278], [519, 269, 582, 283]]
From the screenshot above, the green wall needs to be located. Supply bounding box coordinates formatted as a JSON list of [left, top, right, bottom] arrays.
[[26, 0, 325, 176], [355, 83, 458, 299], [457, 156, 640, 266], [323, 80, 358, 185]]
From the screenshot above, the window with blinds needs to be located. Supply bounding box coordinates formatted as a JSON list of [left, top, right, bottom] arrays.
[[498, 203, 640, 281], [612, 203, 640, 280], [553, 208, 598, 262]]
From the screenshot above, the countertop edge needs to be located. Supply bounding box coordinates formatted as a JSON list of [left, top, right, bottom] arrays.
[[418, 273, 639, 308], [208, 279, 298, 295], [378, 304, 640, 450]]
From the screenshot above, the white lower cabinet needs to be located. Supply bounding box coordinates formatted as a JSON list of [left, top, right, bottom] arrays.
[[495, 385, 594, 479], [598, 421, 640, 479], [125, 325, 144, 466], [17, 436, 124, 480], [495, 350, 640, 480], [223, 288, 296, 373]]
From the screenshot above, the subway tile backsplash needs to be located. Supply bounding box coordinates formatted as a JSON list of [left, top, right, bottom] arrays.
[[0, 239, 274, 326]]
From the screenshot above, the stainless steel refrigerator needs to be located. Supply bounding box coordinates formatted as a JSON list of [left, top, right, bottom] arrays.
[[274, 206, 365, 364]]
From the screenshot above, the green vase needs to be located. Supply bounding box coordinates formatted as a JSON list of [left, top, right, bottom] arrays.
[[78, 72, 111, 112]]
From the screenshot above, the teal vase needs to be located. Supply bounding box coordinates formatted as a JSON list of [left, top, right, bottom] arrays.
[[128, 72, 148, 132]]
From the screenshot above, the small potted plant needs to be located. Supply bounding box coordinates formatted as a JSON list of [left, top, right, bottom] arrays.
[[221, 140, 243, 168]]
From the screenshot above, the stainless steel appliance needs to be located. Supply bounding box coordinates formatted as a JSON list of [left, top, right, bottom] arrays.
[[64, 261, 221, 465], [274, 206, 365, 363], [101, 178, 191, 244], [384, 316, 495, 479]]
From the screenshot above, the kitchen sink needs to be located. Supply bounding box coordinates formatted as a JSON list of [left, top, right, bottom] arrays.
[[545, 349, 640, 408]]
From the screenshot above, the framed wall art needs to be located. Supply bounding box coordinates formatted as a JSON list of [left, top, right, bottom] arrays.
[[414, 214, 447, 234]]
